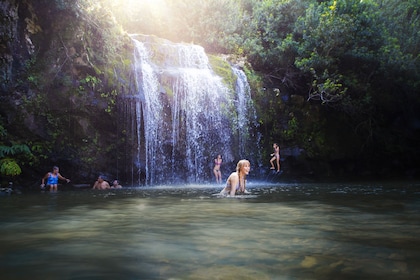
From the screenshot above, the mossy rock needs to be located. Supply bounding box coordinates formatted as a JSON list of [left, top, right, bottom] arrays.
[[208, 54, 236, 91]]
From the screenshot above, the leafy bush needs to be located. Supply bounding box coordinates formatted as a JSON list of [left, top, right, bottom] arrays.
[[0, 158, 22, 177]]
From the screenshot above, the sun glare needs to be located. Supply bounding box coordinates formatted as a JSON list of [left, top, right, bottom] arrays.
[[105, 0, 182, 40], [112, 0, 168, 17]]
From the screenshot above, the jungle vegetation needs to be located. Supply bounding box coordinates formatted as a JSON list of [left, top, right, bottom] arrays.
[[0, 0, 419, 184], [103, 0, 420, 177], [110, 0, 420, 176]]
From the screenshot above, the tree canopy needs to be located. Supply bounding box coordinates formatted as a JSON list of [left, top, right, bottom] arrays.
[[108, 0, 419, 175]]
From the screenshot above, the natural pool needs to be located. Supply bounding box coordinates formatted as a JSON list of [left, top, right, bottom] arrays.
[[0, 181, 419, 280]]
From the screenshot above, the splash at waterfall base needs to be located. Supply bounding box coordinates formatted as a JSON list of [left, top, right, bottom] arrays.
[[119, 35, 260, 186]]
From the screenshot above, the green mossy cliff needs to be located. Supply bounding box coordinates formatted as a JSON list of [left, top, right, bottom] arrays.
[[0, 0, 133, 186]]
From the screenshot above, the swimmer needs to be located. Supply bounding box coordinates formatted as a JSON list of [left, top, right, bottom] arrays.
[[220, 159, 251, 196], [92, 175, 110, 190], [111, 180, 122, 189]]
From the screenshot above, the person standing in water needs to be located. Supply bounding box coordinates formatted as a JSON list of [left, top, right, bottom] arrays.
[[213, 154, 223, 184], [220, 159, 251, 196], [270, 143, 281, 172], [41, 166, 70, 191]]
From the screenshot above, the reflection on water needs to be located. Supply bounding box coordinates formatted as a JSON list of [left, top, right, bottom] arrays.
[[0, 182, 419, 280]]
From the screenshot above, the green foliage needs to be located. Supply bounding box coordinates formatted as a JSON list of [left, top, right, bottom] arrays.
[[3, 0, 419, 178], [0, 125, 7, 138], [0, 115, 40, 177], [77, 74, 119, 113], [241, 0, 308, 69], [79, 74, 101, 93], [283, 116, 299, 141], [0, 158, 22, 177], [243, 64, 264, 92], [0, 144, 31, 158], [208, 55, 236, 89], [29, 142, 50, 161], [101, 89, 118, 113], [292, 0, 419, 110], [308, 69, 347, 104], [0, 143, 33, 177]]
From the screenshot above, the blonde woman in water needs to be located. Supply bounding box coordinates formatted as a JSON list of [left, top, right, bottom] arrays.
[[220, 159, 251, 196]]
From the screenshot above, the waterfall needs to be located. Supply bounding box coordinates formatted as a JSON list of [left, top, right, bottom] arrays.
[[127, 35, 258, 185], [232, 67, 259, 159]]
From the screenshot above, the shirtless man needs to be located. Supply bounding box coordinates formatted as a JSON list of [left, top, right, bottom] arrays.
[[92, 175, 110, 190]]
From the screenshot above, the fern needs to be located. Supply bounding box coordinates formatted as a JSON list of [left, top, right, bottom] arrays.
[[0, 146, 13, 158], [0, 144, 33, 176], [0, 144, 31, 158], [0, 158, 22, 176]]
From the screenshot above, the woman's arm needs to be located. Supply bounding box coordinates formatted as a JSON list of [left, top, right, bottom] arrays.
[[58, 173, 70, 182], [41, 173, 49, 186]]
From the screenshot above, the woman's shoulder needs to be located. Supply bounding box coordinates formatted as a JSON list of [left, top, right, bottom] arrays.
[[228, 172, 239, 179]]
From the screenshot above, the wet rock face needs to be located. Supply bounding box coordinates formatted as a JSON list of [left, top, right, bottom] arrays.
[[0, 0, 19, 93], [1, 0, 45, 89], [0, 1, 127, 183]]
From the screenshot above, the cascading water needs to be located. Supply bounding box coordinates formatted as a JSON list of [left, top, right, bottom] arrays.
[[232, 67, 260, 159], [127, 35, 259, 185]]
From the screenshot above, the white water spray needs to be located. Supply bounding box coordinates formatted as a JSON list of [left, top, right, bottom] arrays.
[[129, 35, 258, 185]]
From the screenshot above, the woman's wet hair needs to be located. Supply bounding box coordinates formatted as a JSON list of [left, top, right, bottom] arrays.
[[236, 159, 250, 172]]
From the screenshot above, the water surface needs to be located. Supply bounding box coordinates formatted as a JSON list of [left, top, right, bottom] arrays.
[[1, 181, 419, 279]]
